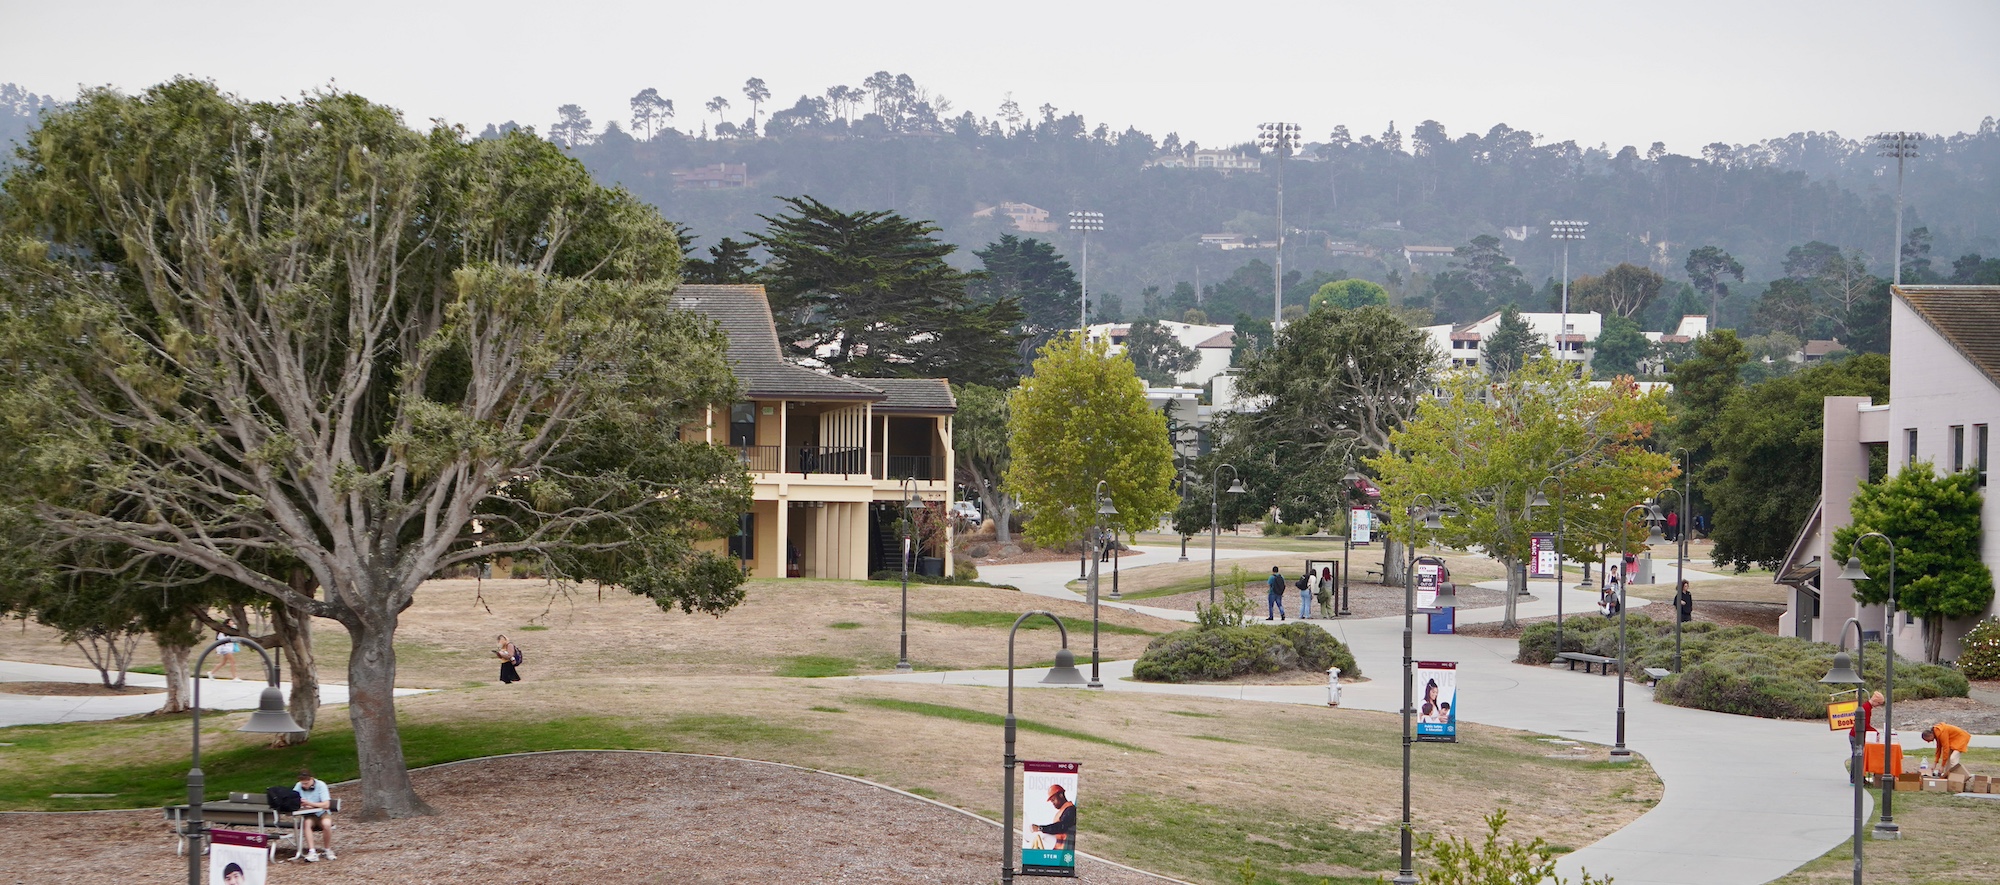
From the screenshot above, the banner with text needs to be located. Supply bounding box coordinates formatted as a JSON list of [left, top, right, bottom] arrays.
[[209, 829, 269, 885], [1529, 533, 1558, 579], [1415, 661, 1459, 742], [1415, 560, 1441, 610], [1350, 507, 1372, 545], [1021, 760, 1080, 877]]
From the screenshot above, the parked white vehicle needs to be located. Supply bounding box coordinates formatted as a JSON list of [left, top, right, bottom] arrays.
[[950, 501, 983, 524]]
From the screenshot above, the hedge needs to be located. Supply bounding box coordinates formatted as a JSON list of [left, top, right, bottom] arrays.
[[1133, 622, 1359, 683]]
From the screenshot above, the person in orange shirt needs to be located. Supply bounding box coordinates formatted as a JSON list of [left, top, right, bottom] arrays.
[[1921, 723, 1971, 778]]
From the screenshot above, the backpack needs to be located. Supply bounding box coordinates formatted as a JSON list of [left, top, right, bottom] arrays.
[[512, 644, 524, 666], [1295, 576, 1308, 592], [265, 786, 302, 814]]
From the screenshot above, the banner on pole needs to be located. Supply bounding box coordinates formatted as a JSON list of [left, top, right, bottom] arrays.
[[1529, 533, 1558, 579], [1021, 761, 1080, 877], [1415, 661, 1459, 742], [1350, 507, 1372, 545], [1415, 560, 1441, 610], [209, 829, 269, 885], [1826, 689, 1859, 732]]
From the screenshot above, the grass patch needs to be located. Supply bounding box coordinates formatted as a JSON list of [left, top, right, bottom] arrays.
[[775, 655, 860, 678], [849, 697, 1149, 753], [130, 665, 166, 676], [911, 610, 1155, 636], [1070, 573, 1263, 601], [1189, 734, 1243, 744], [828, 621, 863, 630], [904, 786, 939, 799], [1095, 792, 1398, 884], [807, 706, 847, 714], [1769, 787, 2000, 884], [1167, 710, 1224, 718], [517, 625, 550, 632], [0, 712, 816, 811]]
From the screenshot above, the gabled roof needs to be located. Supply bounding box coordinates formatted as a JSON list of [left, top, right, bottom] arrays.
[[672, 285, 885, 402], [1195, 330, 1235, 349], [868, 378, 957, 414], [1896, 286, 2000, 389]]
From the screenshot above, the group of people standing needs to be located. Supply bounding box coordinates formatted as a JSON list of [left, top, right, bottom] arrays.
[[1265, 566, 1336, 620]]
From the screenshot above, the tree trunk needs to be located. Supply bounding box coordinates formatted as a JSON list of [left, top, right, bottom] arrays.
[[344, 608, 435, 820], [1500, 555, 1521, 629], [156, 635, 193, 714], [268, 585, 320, 746], [1383, 538, 1407, 586], [1926, 615, 1945, 665]]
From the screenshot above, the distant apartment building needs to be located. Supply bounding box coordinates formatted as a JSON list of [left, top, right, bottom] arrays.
[[1145, 150, 1263, 174], [1198, 232, 1270, 250], [672, 163, 748, 188], [970, 201, 1058, 233], [1422, 310, 1605, 374], [1086, 321, 1238, 389], [1401, 245, 1457, 269]]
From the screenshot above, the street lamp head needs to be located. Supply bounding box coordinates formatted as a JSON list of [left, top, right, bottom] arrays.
[[1097, 495, 1119, 517], [1839, 555, 1870, 581], [1430, 584, 1460, 610], [1226, 478, 1247, 494], [1529, 490, 1550, 508], [1819, 651, 1866, 686], [1042, 647, 1088, 684], [242, 685, 305, 733], [1421, 508, 1444, 530], [905, 492, 924, 511]]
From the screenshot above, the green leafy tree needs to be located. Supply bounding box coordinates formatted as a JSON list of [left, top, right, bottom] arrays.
[[1685, 246, 1745, 327], [1753, 278, 1819, 339], [1572, 262, 1665, 319], [1310, 278, 1390, 311], [1706, 354, 1890, 571], [628, 88, 673, 140], [1783, 241, 1878, 340], [755, 196, 1023, 386], [1005, 334, 1177, 548], [1122, 319, 1199, 386], [1482, 304, 1545, 379], [970, 234, 1079, 358], [0, 81, 748, 817], [1427, 235, 1531, 322], [952, 383, 1016, 543], [742, 77, 770, 130], [1835, 465, 1995, 663], [1590, 314, 1651, 377], [1231, 313, 1273, 363], [1370, 358, 1673, 627]]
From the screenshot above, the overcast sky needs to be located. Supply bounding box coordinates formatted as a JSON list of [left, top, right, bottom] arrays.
[[7, 1, 1997, 153]]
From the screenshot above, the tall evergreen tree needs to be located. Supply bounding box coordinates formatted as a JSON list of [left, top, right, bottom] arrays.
[[1482, 304, 1545, 379], [1835, 464, 1994, 663]]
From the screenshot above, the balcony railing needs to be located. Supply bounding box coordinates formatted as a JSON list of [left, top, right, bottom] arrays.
[[736, 445, 781, 473], [789, 445, 866, 476], [875, 454, 939, 481]]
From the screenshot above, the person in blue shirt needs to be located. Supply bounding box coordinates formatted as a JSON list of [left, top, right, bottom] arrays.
[[1265, 566, 1287, 621], [294, 769, 336, 862]]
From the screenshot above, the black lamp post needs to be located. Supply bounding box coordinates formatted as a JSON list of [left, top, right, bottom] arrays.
[[186, 636, 304, 885], [1529, 475, 1568, 654], [1611, 501, 1663, 760], [1001, 611, 1087, 884], [1841, 532, 1901, 840], [1821, 617, 1868, 885], [1392, 494, 1448, 885], [1209, 463, 1246, 605], [1338, 471, 1369, 616], [896, 475, 922, 672], [1087, 480, 1118, 689], [1651, 462, 1691, 672]]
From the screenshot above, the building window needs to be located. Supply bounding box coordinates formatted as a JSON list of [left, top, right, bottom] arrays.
[[1952, 425, 1966, 472], [1906, 428, 1918, 466], [730, 402, 757, 447], [1978, 424, 1990, 485]]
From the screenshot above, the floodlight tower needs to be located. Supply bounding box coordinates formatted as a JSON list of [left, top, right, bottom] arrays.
[[1258, 122, 1303, 329], [1873, 132, 1922, 286], [1069, 210, 1104, 331], [1549, 220, 1589, 367]]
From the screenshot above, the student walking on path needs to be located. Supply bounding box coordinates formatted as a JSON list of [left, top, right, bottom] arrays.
[[1266, 567, 1287, 621], [1301, 569, 1318, 618]]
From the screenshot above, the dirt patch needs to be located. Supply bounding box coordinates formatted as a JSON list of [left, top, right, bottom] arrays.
[[1886, 696, 2000, 736], [0, 681, 164, 697], [0, 752, 1181, 884]]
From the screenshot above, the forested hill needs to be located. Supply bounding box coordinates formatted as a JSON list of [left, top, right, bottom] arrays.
[[5, 80, 1996, 332]]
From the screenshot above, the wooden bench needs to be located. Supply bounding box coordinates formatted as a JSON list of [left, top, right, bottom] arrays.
[[1555, 652, 1620, 675], [165, 794, 341, 859]]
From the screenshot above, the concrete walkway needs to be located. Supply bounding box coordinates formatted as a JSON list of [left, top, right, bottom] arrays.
[[0, 659, 426, 727], [873, 545, 1865, 885]]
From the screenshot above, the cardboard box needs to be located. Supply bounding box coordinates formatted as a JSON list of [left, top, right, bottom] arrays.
[[1897, 773, 1924, 792], [1924, 778, 1949, 792], [1972, 776, 1991, 794]]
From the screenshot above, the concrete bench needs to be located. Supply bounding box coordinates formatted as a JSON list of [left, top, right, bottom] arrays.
[[1555, 652, 1619, 675], [1643, 667, 1672, 683]]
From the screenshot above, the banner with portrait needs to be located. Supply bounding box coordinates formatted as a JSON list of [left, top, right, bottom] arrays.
[[209, 829, 269, 885], [1415, 661, 1459, 742], [1021, 760, 1079, 877]]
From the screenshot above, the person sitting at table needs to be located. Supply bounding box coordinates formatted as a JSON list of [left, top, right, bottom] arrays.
[[294, 769, 336, 862]]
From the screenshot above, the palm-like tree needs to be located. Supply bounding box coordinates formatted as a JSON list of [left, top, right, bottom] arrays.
[[742, 78, 770, 131], [705, 96, 730, 133]]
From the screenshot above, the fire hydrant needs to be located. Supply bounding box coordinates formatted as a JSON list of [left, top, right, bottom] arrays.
[[1327, 667, 1343, 707]]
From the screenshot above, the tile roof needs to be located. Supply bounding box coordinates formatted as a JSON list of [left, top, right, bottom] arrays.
[[672, 285, 885, 401], [1195, 330, 1235, 349], [1896, 286, 2000, 389], [866, 378, 957, 414]]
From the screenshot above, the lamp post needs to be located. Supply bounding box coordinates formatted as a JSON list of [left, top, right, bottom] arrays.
[[1841, 532, 1901, 839], [1873, 133, 1922, 287], [1655, 450, 1693, 672], [737, 449, 754, 577], [1209, 463, 1247, 605], [1820, 617, 1869, 885], [1393, 494, 1448, 885], [1549, 220, 1588, 367], [1529, 475, 1569, 655], [1069, 210, 1104, 330], [1611, 502, 1663, 760], [185, 636, 305, 885], [1001, 611, 1088, 884], [897, 475, 922, 672], [1258, 122, 1302, 330], [1337, 471, 1368, 617], [1087, 480, 1119, 689]]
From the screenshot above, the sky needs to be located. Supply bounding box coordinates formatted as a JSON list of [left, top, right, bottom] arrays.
[[6, 1, 1999, 154]]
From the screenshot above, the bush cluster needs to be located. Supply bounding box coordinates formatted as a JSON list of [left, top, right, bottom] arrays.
[[1518, 613, 1968, 719], [1958, 618, 2000, 680], [1133, 622, 1358, 683]]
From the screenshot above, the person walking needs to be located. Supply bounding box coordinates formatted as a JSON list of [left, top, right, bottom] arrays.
[[1266, 566, 1287, 621], [1301, 568, 1318, 619], [1665, 509, 1680, 543], [494, 634, 521, 684], [209, 618, 241, 681]]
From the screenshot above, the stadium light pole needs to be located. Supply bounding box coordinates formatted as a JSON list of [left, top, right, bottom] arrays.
[[1549, 220, 1588, 367], [1258, 122, 1302, 329], [1069, 210, 1104, 331], [1873, 133, 1922, 287]]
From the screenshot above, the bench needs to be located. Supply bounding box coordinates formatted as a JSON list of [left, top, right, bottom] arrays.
[[1555, 652, 1620, 675], [1643, 667, 1672, 683], [165, 794, 341, 859]]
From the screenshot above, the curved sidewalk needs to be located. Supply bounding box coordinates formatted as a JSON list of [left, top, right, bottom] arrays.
[[897, 545, 1861, 885]]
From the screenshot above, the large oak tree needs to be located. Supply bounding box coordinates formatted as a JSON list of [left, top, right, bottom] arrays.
[[0, 80, 748, 818]]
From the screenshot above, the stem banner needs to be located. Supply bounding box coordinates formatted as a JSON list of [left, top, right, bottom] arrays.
[[1021, 760, 1079, 877]]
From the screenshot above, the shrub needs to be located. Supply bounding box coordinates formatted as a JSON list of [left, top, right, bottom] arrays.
[[953, 557, 980, 582], [1133, 623, 1359, 682], [1194, 586, 1255, 630], [1521, 613, 1968, 718], [1958, 618, 2000, 679]]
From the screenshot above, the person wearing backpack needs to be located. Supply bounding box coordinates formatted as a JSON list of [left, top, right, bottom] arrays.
[[495, 634, 522, 684], [1266, 566, 1287, 621]]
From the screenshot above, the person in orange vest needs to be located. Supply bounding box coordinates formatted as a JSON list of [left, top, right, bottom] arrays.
[[1921, 722, 1971, 778], [1031, 784, 1077, 850]]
